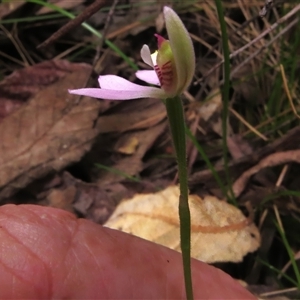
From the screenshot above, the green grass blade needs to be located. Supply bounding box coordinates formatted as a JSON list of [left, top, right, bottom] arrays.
[[95, 164, 141, 182], [214, 0, 236, 204], [274, 220, 300, 288], [257, 257, 298, 287], [185, 127, 227, 197]]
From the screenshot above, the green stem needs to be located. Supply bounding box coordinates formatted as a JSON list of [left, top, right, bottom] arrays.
[[166, 96, 193, 300]]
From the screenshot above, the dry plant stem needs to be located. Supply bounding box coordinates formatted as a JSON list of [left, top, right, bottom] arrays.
[[165, 96, 193, 300], [231, 17, 299, 79], [0, 49, 25, 66], [280, 252, 300, 280], [280, 63, 300, 119], [260, 287, 299, 298], [0, 24, 30, 66], [198, 3, 300, 82], [229, 108, 268, 141], [216, 15, 298, 86], [93, 0, 119, 66], [37, 0, 108, 49]]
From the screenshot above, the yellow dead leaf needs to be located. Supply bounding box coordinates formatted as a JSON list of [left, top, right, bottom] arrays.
[[104, 186, 260, 263], [116, 136, 139, 155], [199, 88, 222, 122]]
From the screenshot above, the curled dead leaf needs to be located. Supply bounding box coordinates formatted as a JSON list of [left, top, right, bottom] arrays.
[[105, 186, 260, 263], [233, 149, 300, 197]]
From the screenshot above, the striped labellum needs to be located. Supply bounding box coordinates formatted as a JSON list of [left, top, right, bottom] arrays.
[[152, 34, 177, 94]]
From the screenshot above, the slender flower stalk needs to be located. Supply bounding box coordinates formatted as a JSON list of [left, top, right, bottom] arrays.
[[69, 6, 195, 299]]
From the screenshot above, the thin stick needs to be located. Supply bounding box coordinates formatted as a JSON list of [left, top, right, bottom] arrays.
[[0, 24, 30, 66], [229, 108, 268, 141], [37, 0, 108, 49], [93, 0, 119, 66], [280, 64, 300, 119], [231, 17, 299, 79]]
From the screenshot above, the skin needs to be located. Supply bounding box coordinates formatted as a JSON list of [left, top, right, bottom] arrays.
[[0, 204, 256, 299]]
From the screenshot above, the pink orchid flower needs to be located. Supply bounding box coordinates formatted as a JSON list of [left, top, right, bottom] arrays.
[[69, 6, 195, 100]]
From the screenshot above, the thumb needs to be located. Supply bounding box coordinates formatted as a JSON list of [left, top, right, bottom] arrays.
[[0, 204, 255, 299]]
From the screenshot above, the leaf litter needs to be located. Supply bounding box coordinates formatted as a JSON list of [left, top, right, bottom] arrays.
[[1, 1, 300, 297]]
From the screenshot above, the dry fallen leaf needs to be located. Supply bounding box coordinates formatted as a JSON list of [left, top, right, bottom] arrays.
[[196, 88, 227, 137], [95, 98, 166, 133], [115, 136, 139, 155], [0, 60, 103, 200], [105, 186, 260, 263], [97, 122, 166, 184], [0, 60, 74, 121], [0, 1, 25, 18], [227, 135, 254, 161]]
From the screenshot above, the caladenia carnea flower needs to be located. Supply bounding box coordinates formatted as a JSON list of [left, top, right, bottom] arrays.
[[69, 6, 196, 300], [69, 6, 195, 100]]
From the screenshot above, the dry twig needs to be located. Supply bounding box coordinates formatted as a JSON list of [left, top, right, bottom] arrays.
[[37, 0, 108, 49], [233, 150, 300, 197], [196, 4, 300, 83]]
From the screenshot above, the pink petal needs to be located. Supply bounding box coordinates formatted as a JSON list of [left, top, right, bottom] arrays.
[[68, 85, 166, 100], [140, 45, 154, 67], [98, 75, 153, 91], [136, 70, 160, 86]]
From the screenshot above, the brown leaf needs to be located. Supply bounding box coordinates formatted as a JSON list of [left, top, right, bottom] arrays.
[[0, 1, 25, 18], [98, 122, 167, 184], [105, 186, 260, 263], [227, 135, 254, 160], [0, 60, 103, 200], [46, 185, 76, 212], [0, 60, 80, 121], [196, 88, 231, 137], [95, 98, 166, 133], [0, 60, 74, 102], [189, 126, 300, 189], [51, 172, 122, 224], [0, 98, 23, 121]]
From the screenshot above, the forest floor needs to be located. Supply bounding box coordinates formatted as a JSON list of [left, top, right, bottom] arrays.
[[1, 1, 300, 298]]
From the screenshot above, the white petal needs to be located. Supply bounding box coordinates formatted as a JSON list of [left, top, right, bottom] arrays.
[[68, 86, 166, 100], [140, 45, 154, 67], [150, 51, 158, 66], [136, 70, 160, 86]]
